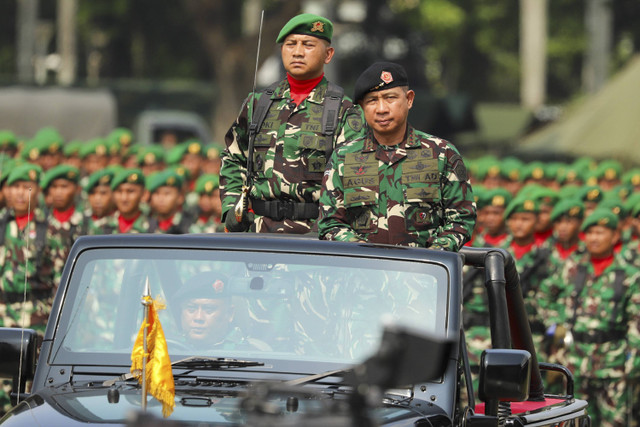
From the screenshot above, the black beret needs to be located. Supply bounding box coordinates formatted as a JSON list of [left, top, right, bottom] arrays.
[[353, 62, 410, 103], [173, 271, 230, 303]]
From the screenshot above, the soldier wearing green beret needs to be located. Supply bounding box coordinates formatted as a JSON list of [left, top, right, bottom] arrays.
[[0, 163, 62, 333], [189, 174, 224, 233], [63, 140, 83, 170], [167, 140, 204, 190], [202, 143, 223, 175], [532, 187, 558, 246], [107, 127, 133, 164], [40, 164, 85, 277], [83, 169, 117, 235], [0, 130, 18, 158], [80, 138, 110, 179], [500, 157, 524, 196], [504, 196, 550, 344], [111, 168, 153, 233], [578, 184, 604, 218], [622, 168, 640, 192], [147, 169, 194, 234], [137, 145, 165, 177], [475, 188, 512, 249], [539, 208, 640, 425], [221, 12, 366, 233], [595, 159, 622, 191], [319, 62, 476, 250]]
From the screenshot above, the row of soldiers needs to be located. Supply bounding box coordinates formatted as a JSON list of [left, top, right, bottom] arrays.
[[0, 126, 230, 413], [464, 155, 640, 425]]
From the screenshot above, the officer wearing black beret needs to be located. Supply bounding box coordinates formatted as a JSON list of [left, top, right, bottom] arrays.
[[319, 62, 476, 251]]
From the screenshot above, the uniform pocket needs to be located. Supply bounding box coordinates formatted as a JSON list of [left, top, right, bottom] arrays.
[[344, 190, 378, 233]]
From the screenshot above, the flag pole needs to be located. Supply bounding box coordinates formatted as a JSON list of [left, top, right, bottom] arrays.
[[141, 277, 151, 411]]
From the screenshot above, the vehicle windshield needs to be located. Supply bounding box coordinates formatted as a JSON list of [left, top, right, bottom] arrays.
[[52, 248, 449, 368]]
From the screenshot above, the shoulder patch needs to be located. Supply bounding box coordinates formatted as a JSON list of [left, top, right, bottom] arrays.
[[450, 153, 468, 182], [348, 115, 363, 133]]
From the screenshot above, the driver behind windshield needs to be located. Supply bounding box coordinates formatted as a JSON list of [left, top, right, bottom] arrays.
[[172, 271, 269, 352]]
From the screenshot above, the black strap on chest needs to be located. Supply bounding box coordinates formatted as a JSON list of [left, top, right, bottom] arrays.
[[519, 247, 550, 295], [247, 80, 345, 172]]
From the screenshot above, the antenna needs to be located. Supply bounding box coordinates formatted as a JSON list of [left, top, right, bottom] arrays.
[[17, 186, 33, 405]]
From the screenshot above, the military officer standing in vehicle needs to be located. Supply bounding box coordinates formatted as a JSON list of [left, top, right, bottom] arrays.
[[318, 62, 475, 250], [221, 13, 365, 234]]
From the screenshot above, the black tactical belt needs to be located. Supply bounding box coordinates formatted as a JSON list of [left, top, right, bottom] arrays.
[[251, 199, 319, 221], [571, 329, 626, 344], [3, 290, 51, 304]]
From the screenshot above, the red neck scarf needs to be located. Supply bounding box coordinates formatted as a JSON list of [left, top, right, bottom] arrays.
[[511, 241, 535, 260], [555, 242, 578, 260], [287, 73, 324, 106], [158, 215, 175, 232], [484, 232, 508, 247], [16, 212, 35, 231], [534, 228, 553, 246], [591, 253, 614, 277], [118, 212, 141, 233], [53, 206, 75, 223]]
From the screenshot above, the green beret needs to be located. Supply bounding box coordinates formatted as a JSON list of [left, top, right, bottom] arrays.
[[557, 165, 584, 185], [7, 162, 43, 186], [550, 199, 584, 222], [146, 169, 184, 193], [0, 158, 20, 186], [111, 168, 145, 190], [595, 160, 622, 181], [500, 157, 524, 182], [471, 184, 486, 206], [583, 169, 599, 186], [173, 271, 230, 303], [0, 130, 17, 149], [622, 168, 640, 187], [581, 208, 619, 231], [63, 140, 83, 157], [276, 13, 333, 43], [478, 187, 512, 210], [172, 165, 192, 182], [609, 184, 632, 201], [631, 201, 640, 219], [40, 164, 80, 190], [578, 185, 603, 203], [108, 128, 133, 148], [557, 184, 581, 200], [21, 139, 43, 161], [194, 174, 220, 195], [79, 138, 109, 159], [166, 140, 203, 165], [522, 161, 546, 181], [85, 169, 115, 193], [598, 197, 627, 218], [532, 187, 558, 206], [33, 127, 64, 153], [504, 196, 539, 219], [137, 145, 165, 166]]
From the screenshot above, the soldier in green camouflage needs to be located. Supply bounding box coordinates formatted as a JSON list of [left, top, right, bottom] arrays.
[[189, 174, 224, 233], [220, 13, 365, 234], [84, 169, 117, 235], [540, 208, 640, 425], [111, 168, 154, 233], [318, 62, 475, 249], [147, 169, 194, 234], [40, 164, 85, 276]]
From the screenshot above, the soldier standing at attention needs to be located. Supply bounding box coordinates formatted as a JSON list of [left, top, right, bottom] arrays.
[[318, 62, 475, 249], [542, 208, 640, 426], [84, 169, 117, 235], [147, 169, 194, 234], [189, 174, 224, 233], [221, 13, 365, 233], [111, 168, 153, 234], [40, 164, 85, 276]]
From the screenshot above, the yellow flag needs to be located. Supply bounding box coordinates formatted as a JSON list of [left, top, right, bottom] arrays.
[[131, 296, 175, 418]]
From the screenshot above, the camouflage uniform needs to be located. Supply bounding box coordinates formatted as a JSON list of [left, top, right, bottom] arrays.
[[220, 77, 365, 233], [152, 211, 194, 235], [188, 216, 224, 234], [541, 253, 640, 425], [84, 213, 117, 235], [111, 211, 154, 234], [318, 126, 475, 250], [47, 208, 86, 276]]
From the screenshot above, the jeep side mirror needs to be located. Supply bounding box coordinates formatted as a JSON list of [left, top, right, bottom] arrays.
[[479, 349, 531, 403], [0, 327, 38, 404]]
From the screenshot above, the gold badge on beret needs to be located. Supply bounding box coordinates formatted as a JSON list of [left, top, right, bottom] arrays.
[[587, 189, 600, 200], [129, 173, 138, 183], [567, 171, 577, 181], [586, 177, 597, 186], [50, 143, 60, 153], [121, 134, 132, 145], [144, 153, 155, 164], [207, 149, 220, 160], [492, 195, 505, 207], [604, 169, 616, 180], [205, 181, 214, 192], [29, 148, 39, 160], [524, 200, 535, 211], [598, 217, 609, 226], [167, 176, 176, 186], [68, 170, 77, 179], [532, 167, 544, 180], [569, 206, 581, 217], [311, 21, 324, 33], [188, 143, 201, 154], [487, 165, 500, 177], [613, 207, 621, 215], [509, 170, 519, 180], [99, 175, 110, 184], [28, 169, 37, 181], [96, 145, 107, 156]]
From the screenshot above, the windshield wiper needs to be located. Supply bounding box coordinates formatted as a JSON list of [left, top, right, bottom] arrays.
[[171, 356, 264, 370]]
